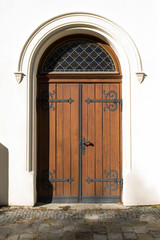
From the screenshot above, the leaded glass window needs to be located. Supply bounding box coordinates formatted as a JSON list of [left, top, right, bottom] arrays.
[[43, 39, 116, 72]]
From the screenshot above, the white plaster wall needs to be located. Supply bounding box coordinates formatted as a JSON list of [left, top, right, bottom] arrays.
[[0, 0, 160, 206]]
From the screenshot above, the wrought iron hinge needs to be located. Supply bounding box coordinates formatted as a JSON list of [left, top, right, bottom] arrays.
[[37, 170, 74, 191], [85, 90, 123, 112], [85, 170, 123, 191], [37, 90, 74, 111], [120, 178, 123, 191], [120, 99, 123, 112]]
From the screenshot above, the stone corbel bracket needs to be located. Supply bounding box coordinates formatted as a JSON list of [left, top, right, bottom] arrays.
[[14, 72, 26, 84], [136, 72, 147, 84]]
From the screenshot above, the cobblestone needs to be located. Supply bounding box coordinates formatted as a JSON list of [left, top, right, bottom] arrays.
[[121, 225, 134, 233], [93, 234, 107, 240], [108, 233, 123, 240], [133, 224, 148, 233], [123, 232, 137, 240], [6, 235, 19, 240], [0, 205, 160, 239], [152, 232, 160, 238]]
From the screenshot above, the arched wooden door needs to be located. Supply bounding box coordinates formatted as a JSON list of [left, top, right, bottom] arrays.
[[37, 36, 122, 203]]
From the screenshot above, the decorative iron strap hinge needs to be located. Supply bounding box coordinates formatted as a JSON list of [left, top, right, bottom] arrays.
[[37, 90, 74, 111], [85, 90, 123, 112], [37, 170, 74, 191], [85, 170, 123, 191]]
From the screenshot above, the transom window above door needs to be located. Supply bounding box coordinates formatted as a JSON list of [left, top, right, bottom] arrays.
[[40, 37, 120, 73]]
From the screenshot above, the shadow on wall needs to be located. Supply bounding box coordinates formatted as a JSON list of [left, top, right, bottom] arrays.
[[0, 143, 9, 206]]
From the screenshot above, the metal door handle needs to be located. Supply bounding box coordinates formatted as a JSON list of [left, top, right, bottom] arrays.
[[85, 141, 94, 147], [82, 137, 94, 155], [84, 141, 90, 146]]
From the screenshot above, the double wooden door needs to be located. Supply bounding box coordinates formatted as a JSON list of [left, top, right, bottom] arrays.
[[37, 81, 122, 203]]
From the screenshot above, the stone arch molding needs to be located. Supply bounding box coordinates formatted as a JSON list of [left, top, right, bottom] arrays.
[[14, 12, 146, 172]]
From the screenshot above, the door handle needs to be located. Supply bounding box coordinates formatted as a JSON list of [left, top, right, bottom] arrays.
[[84, 140, 90, 146], [82, 137, 94, 155]]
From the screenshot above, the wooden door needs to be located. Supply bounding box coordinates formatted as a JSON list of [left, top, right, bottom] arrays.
[[81, 83, 122, 203], [37, 81, 122, 203], [37, 83, 79, 203]]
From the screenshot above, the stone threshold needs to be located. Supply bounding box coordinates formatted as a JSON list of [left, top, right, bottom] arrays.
[[34, 203, 128, 210]]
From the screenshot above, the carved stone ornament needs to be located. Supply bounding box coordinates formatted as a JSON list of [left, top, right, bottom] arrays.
[[14, 72, 26, 84], [136, 72, 147, 83]]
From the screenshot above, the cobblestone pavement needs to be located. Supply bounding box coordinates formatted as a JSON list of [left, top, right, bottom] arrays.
[[0, 205, 160, 240]]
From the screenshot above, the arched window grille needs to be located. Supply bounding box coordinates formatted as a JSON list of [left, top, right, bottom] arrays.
[[42, 39, 116, 72]]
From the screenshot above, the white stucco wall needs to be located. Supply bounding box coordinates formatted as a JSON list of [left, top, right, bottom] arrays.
[[0, 0, 160, 206]]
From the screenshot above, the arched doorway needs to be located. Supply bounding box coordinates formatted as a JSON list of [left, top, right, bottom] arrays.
[[36, 35, 122, 203]]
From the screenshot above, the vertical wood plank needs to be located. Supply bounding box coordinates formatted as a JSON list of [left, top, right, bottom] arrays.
[[70, 84, 79, 196], [82, 84, 88, 196], [110, 83, 120, 196], [87, 84, 95, 196], [56, 84, 64, 196], [49, 83, 56, 197], [37, 84, 49, 199], [119, 82, 122, 199], [103, 84, 111, 196], [63, 84, 71, 196], [95, 84, 103, 196]]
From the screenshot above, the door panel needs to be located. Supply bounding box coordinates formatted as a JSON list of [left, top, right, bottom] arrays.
[[37, 83, 79, 202], [81, 83, 121, 202], [37, 82, 122, 203]]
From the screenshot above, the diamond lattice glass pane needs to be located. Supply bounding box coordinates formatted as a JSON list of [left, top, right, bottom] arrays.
[[43, 39, 116, 72]]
